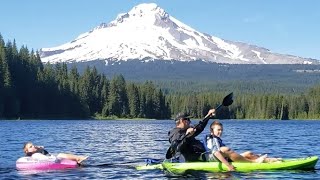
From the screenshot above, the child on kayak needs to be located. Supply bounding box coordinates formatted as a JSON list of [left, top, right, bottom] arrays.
[[23, 142, 88, 164], [204, 121, 281, 171]]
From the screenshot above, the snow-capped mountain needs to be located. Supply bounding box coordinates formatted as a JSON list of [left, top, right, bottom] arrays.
[[40, 3, 318, 64]]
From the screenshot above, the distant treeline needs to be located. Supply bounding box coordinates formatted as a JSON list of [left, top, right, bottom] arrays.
[[167, 89, 320, 120], [1, 35, 320, 120], [0, 35, 170, 119], [72, 59, 320, 94]]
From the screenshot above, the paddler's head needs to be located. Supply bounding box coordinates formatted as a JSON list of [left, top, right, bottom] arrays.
[[174, 112, 192, 129]]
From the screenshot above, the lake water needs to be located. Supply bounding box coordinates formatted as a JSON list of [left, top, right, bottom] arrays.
[[0, 120, 319, 179]]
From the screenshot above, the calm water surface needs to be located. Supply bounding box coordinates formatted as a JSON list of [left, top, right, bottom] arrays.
[[0, 120, 319, 179]]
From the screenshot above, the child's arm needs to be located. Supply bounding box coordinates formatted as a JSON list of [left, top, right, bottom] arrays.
[[213, 151, 235, 171], [207, 136, 235, 171]]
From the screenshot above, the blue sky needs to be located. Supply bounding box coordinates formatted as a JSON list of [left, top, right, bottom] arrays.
[[1, 0, 319, 59]]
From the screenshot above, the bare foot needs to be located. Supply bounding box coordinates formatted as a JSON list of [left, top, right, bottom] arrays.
[[77, 156, 89, 164], [255, 154, 267, 163]]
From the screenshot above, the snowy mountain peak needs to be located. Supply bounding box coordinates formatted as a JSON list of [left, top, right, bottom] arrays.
[[104, 3, 199, 38], [40, 3, 318, 64], [128, 3, 167, 20], [107, 3, 170, 28]]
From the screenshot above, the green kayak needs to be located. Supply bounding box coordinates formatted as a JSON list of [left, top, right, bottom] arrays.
[[162, 156, 318, 174], [137, 156, 318, 174]]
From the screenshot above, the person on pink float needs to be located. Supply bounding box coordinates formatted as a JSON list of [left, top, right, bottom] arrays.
[[23, 142, 88, 164]]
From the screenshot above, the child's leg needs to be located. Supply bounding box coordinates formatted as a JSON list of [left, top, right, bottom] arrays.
[[57, 153, 88, 163], [241, 151, 260, 160], [241, 151, 282, 162], [220, 147, 266, 163]]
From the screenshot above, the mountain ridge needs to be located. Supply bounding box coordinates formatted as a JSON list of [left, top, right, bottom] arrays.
[[40, 3, 319, 64]]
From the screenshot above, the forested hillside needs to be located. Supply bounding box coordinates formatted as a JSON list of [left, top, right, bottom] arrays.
[[1, 35, 320, 120], [0, 35, 170, 119], [71, 60, 320, 94]]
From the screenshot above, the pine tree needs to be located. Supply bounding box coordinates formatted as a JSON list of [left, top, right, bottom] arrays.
[[107, 74, 128, 117], [100, 74, 109, 117], [68, 65, 80, 94], [127, 83, 140, 118]]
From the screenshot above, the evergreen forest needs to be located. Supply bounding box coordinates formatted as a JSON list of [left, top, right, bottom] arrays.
[[1, 35, 320, 120]]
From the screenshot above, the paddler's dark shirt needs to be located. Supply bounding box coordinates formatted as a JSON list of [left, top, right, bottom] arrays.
[[168, 118, 210, 162]]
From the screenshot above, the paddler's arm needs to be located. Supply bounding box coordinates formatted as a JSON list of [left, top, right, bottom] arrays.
[[191, 109, 216, 137]]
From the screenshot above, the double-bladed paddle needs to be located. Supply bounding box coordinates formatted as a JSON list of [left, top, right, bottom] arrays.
[[165, 92, 234, 159]]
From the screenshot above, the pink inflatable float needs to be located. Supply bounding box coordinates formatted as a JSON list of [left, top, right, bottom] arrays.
[[16, 156, 78, 170]]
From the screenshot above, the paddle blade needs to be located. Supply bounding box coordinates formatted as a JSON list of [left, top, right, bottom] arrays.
[[165, 147, 173, 159], [166, 139, 181, 159], [222, 92, 233, 107]]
